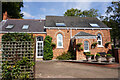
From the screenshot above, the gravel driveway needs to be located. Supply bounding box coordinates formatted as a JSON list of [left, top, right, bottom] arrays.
[[35, 61, 118, 78]]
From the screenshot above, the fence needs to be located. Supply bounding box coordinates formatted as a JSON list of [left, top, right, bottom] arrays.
[[0, 41, 35, 79]]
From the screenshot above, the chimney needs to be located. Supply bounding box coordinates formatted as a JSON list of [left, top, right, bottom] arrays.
[[3, 11, 8, 20]]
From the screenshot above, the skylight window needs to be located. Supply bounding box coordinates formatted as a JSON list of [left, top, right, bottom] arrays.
[[22, 25, 29, 29], [90, 23, 100, 27], [56, 23, 66, 27], [6, 24, 14, 29]]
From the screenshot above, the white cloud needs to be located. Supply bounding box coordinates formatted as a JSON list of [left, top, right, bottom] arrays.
[[40, 8, 47, 12], [74, 2, 92, 10], [63, 2, 92, 12], [22, 11, 35, 18], [40, 8, 55, 12]]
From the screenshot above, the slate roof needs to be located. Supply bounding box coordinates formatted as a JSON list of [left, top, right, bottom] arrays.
[[1, 19, 45, 32], [45, 16, 109, 28], [74, 31, 96, 36]]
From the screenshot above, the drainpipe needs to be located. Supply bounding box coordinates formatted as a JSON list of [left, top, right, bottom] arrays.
[[70, 28, 72, 39]]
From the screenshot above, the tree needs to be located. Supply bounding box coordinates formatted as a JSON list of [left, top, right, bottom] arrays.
[[64, 8, 82, 16], [64, 8, 100, 17], [2, 2, 24, 19], [43, 36, 53, 60], [81, 8, 99, 17], [102, 1, 120, 47]]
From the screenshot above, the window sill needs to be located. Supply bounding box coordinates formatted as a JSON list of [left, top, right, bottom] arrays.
[[97, 45, 104, 47], [84, 50, 90, 52], [57, 47, 64, 49]]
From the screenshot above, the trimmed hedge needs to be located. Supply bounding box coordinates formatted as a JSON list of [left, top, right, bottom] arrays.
[[43, 36, 53, 60]]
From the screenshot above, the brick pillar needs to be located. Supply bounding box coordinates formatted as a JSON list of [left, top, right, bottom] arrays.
[[3, 11, 7, 20], [114, 48, 120, 63]]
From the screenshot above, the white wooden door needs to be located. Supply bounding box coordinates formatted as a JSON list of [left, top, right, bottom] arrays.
[[36, 36, 43, 58]]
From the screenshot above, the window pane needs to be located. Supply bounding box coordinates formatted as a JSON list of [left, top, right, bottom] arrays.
[[37, 36, 43, 41], [97, 33, 102, 46], [58, 41, 62, 46], [98, 41, 101, 45], [84, 41, 89, 50], [57, 34, 63, 47], [97, 34, 101, 40]]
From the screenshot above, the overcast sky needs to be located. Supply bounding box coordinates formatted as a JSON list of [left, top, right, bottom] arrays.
[[21, 2, 111, 19]]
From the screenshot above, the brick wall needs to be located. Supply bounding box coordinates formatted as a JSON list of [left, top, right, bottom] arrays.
[[46, 29, 111, 60], [33, 33, 46, 40], [0, 29, 111, 60], [46, 29, 71, 59]]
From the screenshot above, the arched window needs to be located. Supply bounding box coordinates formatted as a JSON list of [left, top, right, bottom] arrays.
[[97, 33, 102, 46], [37, 36, 43, 41], [57, 33, 63, 48], [84, 41, 89, 52]]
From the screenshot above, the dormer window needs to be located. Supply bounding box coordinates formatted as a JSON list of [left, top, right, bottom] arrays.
[[56, 23, 66, 27], [22, 25, 29, 29], [90, 23, 99, 27], [6, 24, 14, 29]]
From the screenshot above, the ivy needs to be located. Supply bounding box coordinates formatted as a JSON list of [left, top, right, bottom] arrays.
[[2, 33, 34, 41]]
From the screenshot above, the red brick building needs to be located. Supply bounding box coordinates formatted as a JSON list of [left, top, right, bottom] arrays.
[[0, 15, 112, 60]]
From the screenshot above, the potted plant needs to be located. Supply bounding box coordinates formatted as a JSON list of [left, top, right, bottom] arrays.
[[78, 47, 83, 51], [76, 43, 82, 47], [105, 42, 112, 48], [95, 53, 101, 63], [91, 42, 97, 48], [51, 42, 56, 49], [106, 54, 113, 63], [86, 54, 92, 62]]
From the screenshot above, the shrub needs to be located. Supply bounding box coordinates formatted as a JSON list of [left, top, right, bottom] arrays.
[[92, 42, 97, 46], [57, 52, 74, 60], [105, 42, 112, 48], [51, 42, 56, 49], [84, 52, 91, 55], [78, 47, 83, 51], [43, 36, 53, 60], [86, 54, 91, 57], [96, 53, 101, 57], [106, 54, 112, 58], [76, 43, 82, 47]]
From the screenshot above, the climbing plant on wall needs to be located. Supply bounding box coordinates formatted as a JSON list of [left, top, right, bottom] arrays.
[[2, 33, 35, 79]]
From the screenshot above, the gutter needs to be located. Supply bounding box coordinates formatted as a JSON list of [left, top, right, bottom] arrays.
[[44, 26, 112, 30], [0, 31, 47, 34]]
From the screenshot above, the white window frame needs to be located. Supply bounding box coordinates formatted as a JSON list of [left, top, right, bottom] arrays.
[[57, 33, 63, 48], [84, 41, 89, 52], [97, 33, 103, 47]]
